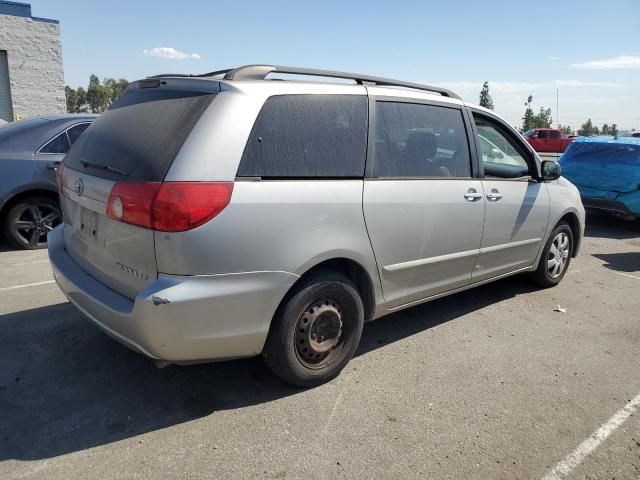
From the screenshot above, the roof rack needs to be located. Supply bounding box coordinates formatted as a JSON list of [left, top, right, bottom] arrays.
[[149, 69, 232, 79], [195, 64, 461, 100]]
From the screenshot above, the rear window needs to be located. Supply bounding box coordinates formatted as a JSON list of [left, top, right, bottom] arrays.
[[64, 89, 216, 181], [237, 95, 367, 178]]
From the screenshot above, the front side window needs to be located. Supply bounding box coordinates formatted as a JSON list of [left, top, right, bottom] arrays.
[[373, 102, 471, 178], [40, 132, 70, 154], [474, 116, 532, 178], [237, 95, 368, 178], [537, 130, 547, 139]]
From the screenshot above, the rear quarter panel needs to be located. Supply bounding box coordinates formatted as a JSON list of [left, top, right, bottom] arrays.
[[154, 180, 381, 291]]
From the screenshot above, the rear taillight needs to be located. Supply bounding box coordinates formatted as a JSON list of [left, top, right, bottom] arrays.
[[106, 182, 233, 232], [56, 163, 64, 194]]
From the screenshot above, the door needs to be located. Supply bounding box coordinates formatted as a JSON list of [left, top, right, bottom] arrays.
[[363, 99, 484, 309], [33, 122, 91, 184], [471, 113, 550, 281], [549, 129, 561, 153]]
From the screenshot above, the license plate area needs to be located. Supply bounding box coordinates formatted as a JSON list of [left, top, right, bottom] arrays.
[[74, 205, 104, 247]]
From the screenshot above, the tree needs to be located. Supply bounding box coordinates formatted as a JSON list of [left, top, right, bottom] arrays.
[[76, 87, 88, 112], [521, 95, 553, 130], [479, 81, 494, 110], [601, 124, 610, 135], [103, 77, 129, 103], [532, 106, 552, 128], [65, 74, 129, 114], [578, 118, 596, 136], [610, 124, 618, 136], [558, 124, 574, 136], [65, 86, 77, 113], [86, 75, 112, 113], [521, 95, 535, 131]]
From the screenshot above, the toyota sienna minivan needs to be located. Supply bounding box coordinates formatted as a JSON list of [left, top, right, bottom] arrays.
[[48, 65, 585, 387]]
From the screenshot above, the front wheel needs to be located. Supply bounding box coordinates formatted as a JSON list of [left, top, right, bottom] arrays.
[[532, 221, 574, 288], [262, 272, 364, 387]]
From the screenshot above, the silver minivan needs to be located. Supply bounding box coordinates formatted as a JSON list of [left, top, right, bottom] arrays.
[[48, 65, 585, 387]]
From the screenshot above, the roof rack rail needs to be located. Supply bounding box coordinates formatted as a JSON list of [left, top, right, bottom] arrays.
[[207, 64, 460, 100], [149, 69, 232, 79]]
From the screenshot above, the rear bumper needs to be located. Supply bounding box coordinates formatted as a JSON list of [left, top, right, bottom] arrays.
[[47, 226, 298, 362]]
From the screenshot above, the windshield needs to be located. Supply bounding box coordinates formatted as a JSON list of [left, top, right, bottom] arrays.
[[522, 129, 535, 138]]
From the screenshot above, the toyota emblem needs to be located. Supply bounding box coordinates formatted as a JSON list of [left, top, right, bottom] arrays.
[[74, 177, 84, 195]]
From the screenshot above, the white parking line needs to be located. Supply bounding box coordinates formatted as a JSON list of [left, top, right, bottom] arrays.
[[542, 391, 640, 480], [610, 271, 640, 281], [0, 280, 55, 292]]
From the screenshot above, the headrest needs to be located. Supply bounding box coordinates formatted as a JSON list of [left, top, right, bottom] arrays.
[[404, 131, 437, 160]]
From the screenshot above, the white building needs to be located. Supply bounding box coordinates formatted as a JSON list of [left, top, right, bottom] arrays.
[[0, 1, 66, 122]]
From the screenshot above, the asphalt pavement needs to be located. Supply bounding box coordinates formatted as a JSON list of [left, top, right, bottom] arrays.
[[1, 213, 639, 479]]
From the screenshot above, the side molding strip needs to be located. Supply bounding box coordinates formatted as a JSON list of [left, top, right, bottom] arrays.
[[382, 238, 541, 274]]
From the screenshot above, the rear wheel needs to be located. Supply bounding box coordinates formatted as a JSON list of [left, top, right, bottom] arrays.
[[2, 196, 61, 249], [532, 221, 573, 288], [262, 272, 364, 387]]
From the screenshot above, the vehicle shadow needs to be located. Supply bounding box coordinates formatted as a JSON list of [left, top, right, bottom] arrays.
[[0, 276, 537, 461], [0, 239, 16, 253], [592, 252, 640, 274], [584, 212, 639, 240]]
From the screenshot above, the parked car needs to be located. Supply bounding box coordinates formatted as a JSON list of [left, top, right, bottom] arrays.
[[631, 132, 640, 138], [560, 136, 640, 219], [48, 65, 584, 387], [0, 114, 96, 249], [523, 128, 577, 160]]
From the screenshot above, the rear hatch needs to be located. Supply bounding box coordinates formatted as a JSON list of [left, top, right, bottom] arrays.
[[560, 141, 640, 194], [60, 81, 218, 299]]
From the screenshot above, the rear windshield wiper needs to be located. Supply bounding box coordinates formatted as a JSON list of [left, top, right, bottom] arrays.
[[80, 159, 128, 176]]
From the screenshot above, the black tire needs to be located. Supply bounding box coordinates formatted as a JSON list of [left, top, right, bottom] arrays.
[[532, 221, 574, 288], [262, 272, 364, 387], [2, 196, 61, 250]]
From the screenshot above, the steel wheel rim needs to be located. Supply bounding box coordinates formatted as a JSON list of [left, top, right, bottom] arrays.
[[547, 232, 570, 279], [295, 297, 345, 369], [13, 203, 61, 247]]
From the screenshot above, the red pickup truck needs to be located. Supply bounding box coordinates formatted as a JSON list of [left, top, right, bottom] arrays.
[[523, 128, 577, 154]]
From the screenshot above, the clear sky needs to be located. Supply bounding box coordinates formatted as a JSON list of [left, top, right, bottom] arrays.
[[30, 0, 640, 131]]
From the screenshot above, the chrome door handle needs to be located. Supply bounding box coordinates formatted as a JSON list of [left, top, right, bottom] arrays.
[[486, 191, 503, 201], [464, 189, 483, 202]]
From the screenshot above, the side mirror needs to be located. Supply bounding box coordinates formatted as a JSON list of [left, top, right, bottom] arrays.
[[541, 160, 561, 181]]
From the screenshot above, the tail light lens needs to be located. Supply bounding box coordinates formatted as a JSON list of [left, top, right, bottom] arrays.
[[106, 182, 233, 232], [56, 163, 65, 194]]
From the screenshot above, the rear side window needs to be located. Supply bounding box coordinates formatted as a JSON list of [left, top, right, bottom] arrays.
[[67, 123, 90, 145], [237, 95, 367, 178], [373, 102, 471, 178], [40, 132, 70, 154], [65, 90, 216, 181]]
